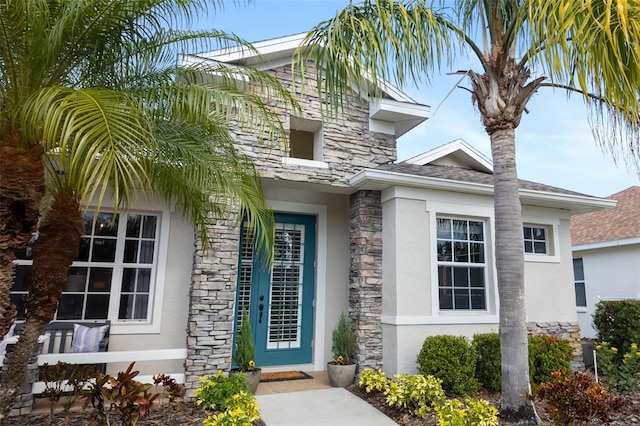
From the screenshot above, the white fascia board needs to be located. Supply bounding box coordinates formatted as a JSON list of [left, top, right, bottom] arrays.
[[369, 98, 430, 137], [350, 169, 615, 212], [198, 33, 306, 64], [191, 33, 425, 106], [350, 168, 495, 195], [573, 236, 640, 251], [518, 189, 616, 213]]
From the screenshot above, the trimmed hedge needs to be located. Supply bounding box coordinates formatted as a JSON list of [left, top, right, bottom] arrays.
[[471, 333, 572, 391], [417, 335, 480, 397], [593, 299, 640, 361], [472, 333, 501, 391]]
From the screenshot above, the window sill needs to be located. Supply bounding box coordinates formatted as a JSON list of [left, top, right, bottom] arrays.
[[111, 321, 160, 335], [524, 253, 560, 263], [281, 157, 329, 169], [576, 307, 588, 313], [381, 314, 499, 325]]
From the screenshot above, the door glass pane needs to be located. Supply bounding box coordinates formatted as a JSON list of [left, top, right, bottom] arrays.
[[267, 223, 305, 350]]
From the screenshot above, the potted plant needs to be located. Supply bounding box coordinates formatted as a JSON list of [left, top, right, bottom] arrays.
[[327, 312, 357, 387], [230, 309, 261, 393]]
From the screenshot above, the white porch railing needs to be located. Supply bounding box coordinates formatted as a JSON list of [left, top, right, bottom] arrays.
[[31, 348, 187, 394]]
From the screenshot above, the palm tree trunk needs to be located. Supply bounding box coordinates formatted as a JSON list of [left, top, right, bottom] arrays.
[[490, 128, 539, 424], [0, 196, 83, 421], [0, 143, 45, 333]]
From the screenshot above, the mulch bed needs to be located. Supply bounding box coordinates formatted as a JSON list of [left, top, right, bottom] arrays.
[[8, 386, 640, 425], [348, 384, 640, 425]]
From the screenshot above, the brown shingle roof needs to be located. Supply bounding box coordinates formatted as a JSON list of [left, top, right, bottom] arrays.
[[376, 163, 592, 197], [571, 186, 640, 246]]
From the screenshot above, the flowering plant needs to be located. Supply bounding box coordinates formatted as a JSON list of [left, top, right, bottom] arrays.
[[331, 312, 356, 365], [596, 341, 640, 392], [233, 309, 257, 372]]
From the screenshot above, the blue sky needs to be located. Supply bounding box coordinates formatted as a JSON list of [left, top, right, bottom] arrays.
[[200, 0, 640, 198]]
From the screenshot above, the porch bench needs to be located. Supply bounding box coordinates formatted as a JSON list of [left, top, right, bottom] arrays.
[[13, 320, 110, 356]]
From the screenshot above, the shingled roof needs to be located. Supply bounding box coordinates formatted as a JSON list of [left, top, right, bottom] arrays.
[[571, 186, 640, 246], [375, 162, 591, 197]]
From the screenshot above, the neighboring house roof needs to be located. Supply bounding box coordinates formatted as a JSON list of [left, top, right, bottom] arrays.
[[571, 186, 640, 248], [179, 33, 430, 137], [350, 140, 615, 214]]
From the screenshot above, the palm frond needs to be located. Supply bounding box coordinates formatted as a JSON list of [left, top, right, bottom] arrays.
[[295, 0, 469, 116]]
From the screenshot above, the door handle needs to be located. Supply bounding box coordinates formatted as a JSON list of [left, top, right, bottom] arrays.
[[258, 303, 264, 323]]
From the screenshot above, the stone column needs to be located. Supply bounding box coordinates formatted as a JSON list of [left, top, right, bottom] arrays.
[[349, 190, 383, 373], [184, 215, 240, 399]]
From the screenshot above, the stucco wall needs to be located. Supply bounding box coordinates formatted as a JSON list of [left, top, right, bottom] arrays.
[[380, 186, 579, 375], [104, 203, 194, 377], [574, 244, 640, 338]]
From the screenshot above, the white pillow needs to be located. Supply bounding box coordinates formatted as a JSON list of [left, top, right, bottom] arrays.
[[0, 323, 17, 355], [71, 324, 109, 353]]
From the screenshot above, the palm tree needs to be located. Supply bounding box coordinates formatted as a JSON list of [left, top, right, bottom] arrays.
[[0, 0, 297, 418], [296, 0, 640, 422]]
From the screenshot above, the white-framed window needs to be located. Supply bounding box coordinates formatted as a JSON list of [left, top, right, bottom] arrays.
[[11, 210, 161, 325], [523, 225, 548, 254], [573, 258, 587, 308], [436, 217, 487, 311]]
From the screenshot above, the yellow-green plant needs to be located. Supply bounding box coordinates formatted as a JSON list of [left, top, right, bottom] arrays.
[[596, 341, 640, 392], [195, 371, 249, 411], [202, 391, 260, 426], [359, 368, 388, 393], [385, 373, 446, 419], [435, 398, 499, 426]]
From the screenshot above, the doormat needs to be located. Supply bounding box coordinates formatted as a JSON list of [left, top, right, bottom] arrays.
[[259, 371, 313, 383]]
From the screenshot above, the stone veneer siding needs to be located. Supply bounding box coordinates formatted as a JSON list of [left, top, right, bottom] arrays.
[[231, 64, 396, 187], [349, 190, 383, 373], [184, 216, 240, 398], [527, 321, 584, 371]]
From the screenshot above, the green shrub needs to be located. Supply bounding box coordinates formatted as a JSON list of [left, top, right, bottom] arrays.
[[595, 341, 640, 392], [472, 333, 501, 392], [537, 370, 623, 425], [417, 335, 480, 396], [331, 312, 356, 364], [435, 398, 499, 426], [385, 373, 446, 418], [593, 300, 640, 362], [234, 309, 256, 371], [528, 335, 572, 386], [194, 371, 249, 411]]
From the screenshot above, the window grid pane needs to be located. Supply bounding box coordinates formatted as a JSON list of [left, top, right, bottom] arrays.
[[10, 211, 160, 322], [523, 226, 548, 254], [437, 218, 486, 311]]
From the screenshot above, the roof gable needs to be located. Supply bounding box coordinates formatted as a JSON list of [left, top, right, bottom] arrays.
[[179, 33, 430, 137], [403, 139, 493, 173]]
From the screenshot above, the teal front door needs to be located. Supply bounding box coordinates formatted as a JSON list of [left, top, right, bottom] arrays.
[[235, 213, 316, 366]]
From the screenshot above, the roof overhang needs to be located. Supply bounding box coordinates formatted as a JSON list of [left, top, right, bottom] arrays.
[[369, 99, 430, 137], [350, 168, 616, 214], [573, 236, 640, 251], [180, 33, 430, 137]]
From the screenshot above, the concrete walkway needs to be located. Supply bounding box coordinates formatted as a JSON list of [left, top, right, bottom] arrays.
[[256, 387, 397, 426]]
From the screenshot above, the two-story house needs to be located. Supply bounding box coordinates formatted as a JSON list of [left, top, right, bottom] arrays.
[[9, 34, 614, 398]]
